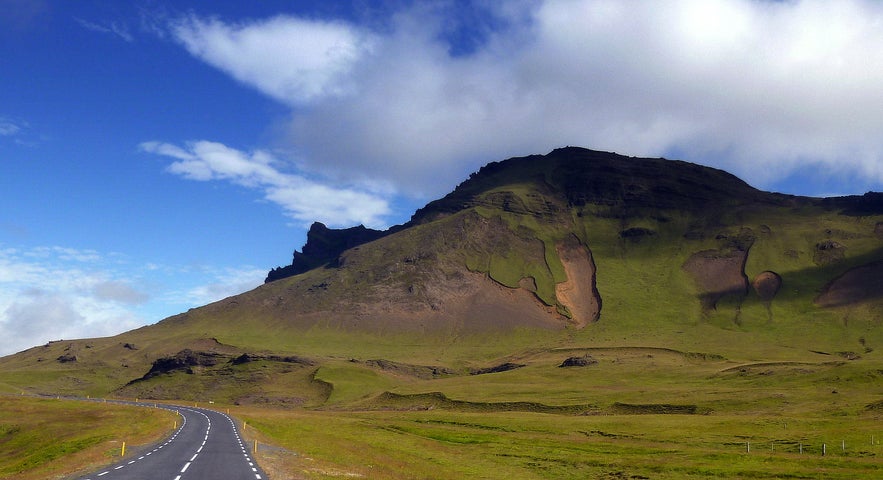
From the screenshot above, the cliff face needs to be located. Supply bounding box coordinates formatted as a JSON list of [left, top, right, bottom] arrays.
[[266, 222, 388, 282]]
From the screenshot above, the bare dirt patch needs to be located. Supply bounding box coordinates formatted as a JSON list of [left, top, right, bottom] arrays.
[[815, 261, 883, 307], [752, 271, 782, 302], [682, 248, 749, 309], [555, 235, 601, 327]]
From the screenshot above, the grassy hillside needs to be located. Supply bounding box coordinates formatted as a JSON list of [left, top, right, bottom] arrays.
[[1, 147, 883, 477], [2, 148, 882, 396]]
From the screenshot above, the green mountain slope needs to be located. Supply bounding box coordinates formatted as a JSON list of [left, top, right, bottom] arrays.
[[2, 147, 882, 411]]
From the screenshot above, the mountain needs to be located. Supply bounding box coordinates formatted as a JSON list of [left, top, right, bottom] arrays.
[[1, 147, 882, 407]]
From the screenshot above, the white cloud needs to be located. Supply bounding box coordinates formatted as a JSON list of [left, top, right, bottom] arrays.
[[169, 14, 373, 105], [0, 116, 28, 138], [92, 280, 149, 305], [140, 140, 391, 228], [75, 17, 134, 42], [167, 266, 267, 307], [0, 247, 146, 355], [162, 0, 883, 198], [0, 245, 270, 356], [0, 121, 20, 136], [0, 116, 38, 147]]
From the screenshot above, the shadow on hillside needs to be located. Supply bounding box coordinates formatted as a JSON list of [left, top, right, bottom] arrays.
[[760, 245, 883, 307]]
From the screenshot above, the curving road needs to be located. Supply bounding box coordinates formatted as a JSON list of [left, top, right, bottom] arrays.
[[77, 403, 266, 480]]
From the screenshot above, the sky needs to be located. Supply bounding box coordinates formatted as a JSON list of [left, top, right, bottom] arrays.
[[3, 0, 883, 356]]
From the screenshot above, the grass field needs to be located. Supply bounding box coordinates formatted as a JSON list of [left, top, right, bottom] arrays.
[[230, 345, 883, 479], [238, 407, 882, 479], [0, 396, 176, 480]]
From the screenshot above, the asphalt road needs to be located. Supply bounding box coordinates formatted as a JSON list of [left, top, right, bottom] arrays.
[[77, 402, 266, 480]]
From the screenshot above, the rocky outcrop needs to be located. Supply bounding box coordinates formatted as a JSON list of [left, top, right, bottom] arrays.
[[559, 355, 598, 367], [469, 362, 526, 375], [139, 349, 226, 379], [266, 222, 389, 282]]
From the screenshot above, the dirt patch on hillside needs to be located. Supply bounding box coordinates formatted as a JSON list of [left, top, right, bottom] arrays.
[[752, 271, 782, 302], [682, 248, 749, 309], [555, 235, 601, 327], [815, 261, 883, 307], [350, 268, 568, 334]]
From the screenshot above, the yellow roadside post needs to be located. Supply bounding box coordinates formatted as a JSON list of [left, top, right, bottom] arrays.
[[121, 441, 126, 457]]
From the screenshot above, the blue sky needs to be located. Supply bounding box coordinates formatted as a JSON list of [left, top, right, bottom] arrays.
[[3, 0, 883, 355]]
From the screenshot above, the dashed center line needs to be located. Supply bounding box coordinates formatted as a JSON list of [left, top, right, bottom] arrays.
[[80, 404, 264, 480]]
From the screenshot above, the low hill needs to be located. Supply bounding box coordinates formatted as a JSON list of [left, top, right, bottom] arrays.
[[1, 147, 882, 410]]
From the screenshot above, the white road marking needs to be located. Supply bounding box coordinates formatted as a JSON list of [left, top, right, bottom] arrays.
[[81, 404, 265, 480]]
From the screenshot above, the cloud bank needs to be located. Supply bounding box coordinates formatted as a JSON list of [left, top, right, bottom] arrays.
[[0, 246, 145, 355], [153, 0, 883, 223], [0, 246, 266, 356]]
